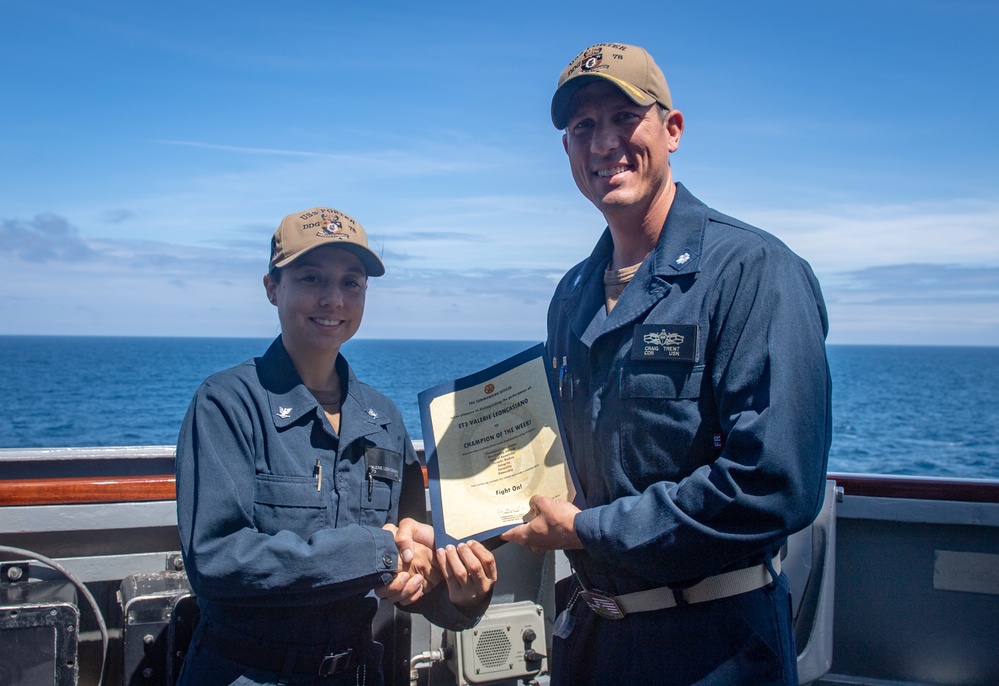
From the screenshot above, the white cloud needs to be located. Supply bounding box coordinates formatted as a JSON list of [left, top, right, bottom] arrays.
[[361, 269, 553, 342], [744, 199, 999, 275], [5, 190, 999, 345]]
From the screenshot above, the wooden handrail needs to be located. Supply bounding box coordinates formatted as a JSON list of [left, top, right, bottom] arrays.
[[1, 471, 996, 507], [0, 465, 428, 507], [0, 475, 176, 506], [829, 472, 999, 504], [0, 469, 426, 507]]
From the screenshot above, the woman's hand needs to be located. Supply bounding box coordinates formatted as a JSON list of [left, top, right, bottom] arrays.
[[374, 566, 428, 606], [435, 541, 497, 609], [376, 521, 441, 606]]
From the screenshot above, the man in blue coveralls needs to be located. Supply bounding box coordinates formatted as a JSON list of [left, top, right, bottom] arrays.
[[502, 43, 832, 685]]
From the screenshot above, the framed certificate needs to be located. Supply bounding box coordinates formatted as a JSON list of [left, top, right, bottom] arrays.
[[418, 344, 580, 547]]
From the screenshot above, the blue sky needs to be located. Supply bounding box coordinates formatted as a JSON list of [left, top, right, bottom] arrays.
[[2, 0, 997, 344]]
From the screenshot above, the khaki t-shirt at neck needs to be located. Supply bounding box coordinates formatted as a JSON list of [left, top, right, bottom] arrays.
[[604, 262, 642, 313]]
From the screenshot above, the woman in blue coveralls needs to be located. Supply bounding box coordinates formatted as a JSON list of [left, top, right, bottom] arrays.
[[175, 206, 497, 685]]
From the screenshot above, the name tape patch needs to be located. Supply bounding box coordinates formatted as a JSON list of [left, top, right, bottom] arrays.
[[632, 324, 698, 363], [365, 447, 402, 482]]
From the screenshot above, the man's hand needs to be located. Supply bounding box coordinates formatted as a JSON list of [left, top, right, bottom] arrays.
[[391, 519, 443, 585], [500, 495, 583, 552], [436, 540, 498, 609], [392, 518, 436, 565]]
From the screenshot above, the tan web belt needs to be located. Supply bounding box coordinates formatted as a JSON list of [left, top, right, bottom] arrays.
[[579, 555, 781, 620]]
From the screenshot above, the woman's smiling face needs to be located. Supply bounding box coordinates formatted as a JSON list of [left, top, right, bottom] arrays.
[[265, 245, 367, 359]]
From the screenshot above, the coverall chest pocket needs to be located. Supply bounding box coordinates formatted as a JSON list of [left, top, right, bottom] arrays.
[[360, 447, 403, 527], [253, 474, 330, 540], [618, 365, 705, 490]]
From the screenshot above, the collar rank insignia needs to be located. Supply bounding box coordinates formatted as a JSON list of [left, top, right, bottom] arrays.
[[670, 247, 699, 271]]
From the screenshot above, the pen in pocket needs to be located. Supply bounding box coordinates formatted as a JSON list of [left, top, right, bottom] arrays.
[[559, 356, 572, 399]]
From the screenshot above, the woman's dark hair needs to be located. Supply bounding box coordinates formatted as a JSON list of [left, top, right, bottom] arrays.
[[268, 234, 282, 283]]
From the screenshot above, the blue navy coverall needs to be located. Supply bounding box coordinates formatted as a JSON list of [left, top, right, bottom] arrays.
[[548, 184, 832, 685], [175, 337, 481, 686]]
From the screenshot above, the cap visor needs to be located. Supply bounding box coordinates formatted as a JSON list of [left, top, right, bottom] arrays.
[[273, 243, 385, 277], [552, 74, 657, 129]]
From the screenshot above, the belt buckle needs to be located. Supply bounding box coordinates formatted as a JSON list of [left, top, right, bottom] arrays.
[[579, 589, 626, 620], [318, 648, 354, 677]]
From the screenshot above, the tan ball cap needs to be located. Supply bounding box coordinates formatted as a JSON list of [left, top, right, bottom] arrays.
[[269, 206, 385, 277], [551, 43, 672, 130]]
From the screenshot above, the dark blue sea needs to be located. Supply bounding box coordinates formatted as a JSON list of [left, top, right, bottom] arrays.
[[1, 336, 997, 478]]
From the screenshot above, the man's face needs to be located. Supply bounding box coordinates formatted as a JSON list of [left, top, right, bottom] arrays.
[[562, 81, 682, 220]]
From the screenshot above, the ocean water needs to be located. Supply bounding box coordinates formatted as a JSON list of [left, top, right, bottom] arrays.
[[1, 336, 997, 479]]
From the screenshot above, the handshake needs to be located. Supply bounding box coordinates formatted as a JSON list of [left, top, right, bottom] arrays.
[[376, 518, 497, 610]]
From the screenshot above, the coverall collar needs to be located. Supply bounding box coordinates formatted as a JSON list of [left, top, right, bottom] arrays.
[[338, 359, 390, 449], [564, 183, 709, 347], [259, 337, 388, 445]]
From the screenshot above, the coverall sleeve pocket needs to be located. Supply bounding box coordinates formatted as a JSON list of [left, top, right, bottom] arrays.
[[253, 474, 329, 539]]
